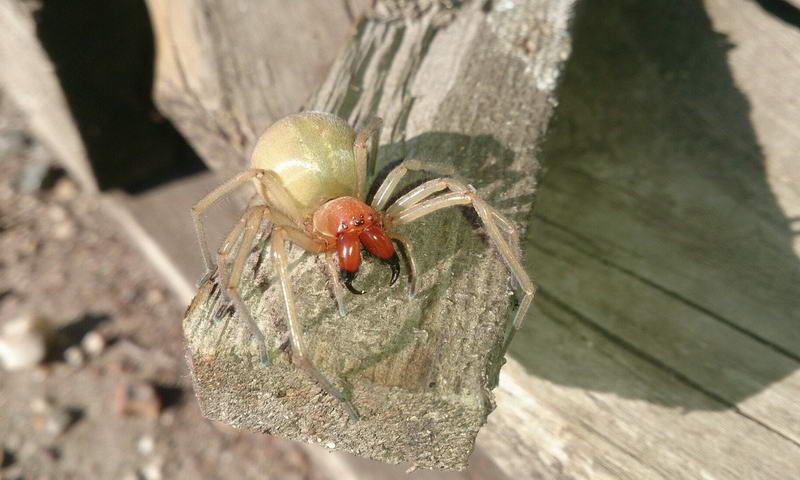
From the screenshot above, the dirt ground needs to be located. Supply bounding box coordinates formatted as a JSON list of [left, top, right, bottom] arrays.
[[0, 92, 326, 479]]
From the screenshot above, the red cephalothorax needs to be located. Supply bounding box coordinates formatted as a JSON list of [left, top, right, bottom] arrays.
[[312, 197, 399, 294]]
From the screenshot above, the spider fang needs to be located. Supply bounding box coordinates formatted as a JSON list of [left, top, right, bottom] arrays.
[[341, 270, 365, 295], [385, 253, 400, 287]]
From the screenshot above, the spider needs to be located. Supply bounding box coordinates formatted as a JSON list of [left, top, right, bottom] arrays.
[[191, 111, 534, 421]]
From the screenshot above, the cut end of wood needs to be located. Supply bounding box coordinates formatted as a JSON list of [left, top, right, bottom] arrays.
[[184, 273, 505, 470]]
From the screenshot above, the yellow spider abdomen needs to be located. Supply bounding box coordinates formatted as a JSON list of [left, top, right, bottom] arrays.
[[250, 111, 358, 217]]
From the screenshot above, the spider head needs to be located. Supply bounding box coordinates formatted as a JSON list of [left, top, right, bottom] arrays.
[[312, 197, 399, 294]]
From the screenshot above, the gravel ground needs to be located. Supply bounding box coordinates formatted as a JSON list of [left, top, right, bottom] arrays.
[[0, 93, 324, 480]]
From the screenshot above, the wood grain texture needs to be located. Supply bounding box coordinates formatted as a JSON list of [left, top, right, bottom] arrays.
[[184, 0, 574, 470], [469, 0, 800, 478], [0, 1, 95, 191], [144, 0, 372, 174]]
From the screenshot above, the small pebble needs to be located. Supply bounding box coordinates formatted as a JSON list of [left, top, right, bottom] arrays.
[[144, 289, 165, 306], [46, 205, 67, 222], [137, 435, 155, 455], [139, 458, 163, 480], [30, 397, 50, 414], [0, 315, 48, 371], [45, 411, 71, 436], [114, 382, 161, 419], [29, 398, 73, 437], [63, 346, 84, 367], [81, 331, 105, 357], [52, 177, 79, 202], [52, 219, 76, 240]]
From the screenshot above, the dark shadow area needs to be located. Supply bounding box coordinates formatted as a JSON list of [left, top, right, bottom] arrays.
[[370, 131, 525, 214], [512, 0, 800, 412], [1, 447, 15, 468], [154, 384, 185, 410], [34, 0, 207, 193], [755, 0, 800, 28], [49, 312, 110, 362]]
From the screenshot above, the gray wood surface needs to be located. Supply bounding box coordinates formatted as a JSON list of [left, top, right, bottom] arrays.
[[144, 0, 371, 174], [184, 0, 574, 470], [469, 1, 800, 478]]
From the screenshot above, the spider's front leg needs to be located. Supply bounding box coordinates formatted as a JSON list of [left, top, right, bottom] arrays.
[[324, 252, 348, 316], [192, 169, 266, 278], [389, 179, 535, 330], [271, 228, 361, 421], [354, 117, 383, 200], [370, 159, 457, 211]]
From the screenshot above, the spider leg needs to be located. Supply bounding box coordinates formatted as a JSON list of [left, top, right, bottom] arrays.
[[212, 209, 250, 346], [218, 205, 272, 366], [271, 227, 360, 421], [258, 171, 305, 226], [212, 207, 250, 353], [388, 177, 521, 257], [354, 117, 383, 200], [192, 169, 265, 274], [324, 252, 348, 316], [487, 208, 522, 258], [371, 159, 457, 211], [391, 183, 534, 330], [267, 226, 345, 317], [260, 222, 340, 314], [389, 233, 418, 297]]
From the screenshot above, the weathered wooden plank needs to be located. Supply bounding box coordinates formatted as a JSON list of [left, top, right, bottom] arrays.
[[520, 0, 800, 443], [527, 218, 800, 442], [705, 0, 800, 240], [478, 299, 800, 479], [144, 0, 372, 173], [101, 171, 247, 305], [0, 1, 95, 191], [184, 0, 574, 470]]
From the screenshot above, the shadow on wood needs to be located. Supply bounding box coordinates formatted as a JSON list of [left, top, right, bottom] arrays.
[[34, 0, 206, 192], [513, 0, 800, 441]]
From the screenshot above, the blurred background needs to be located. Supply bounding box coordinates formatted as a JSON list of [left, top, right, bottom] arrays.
[[1, 0, 799, 479]]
